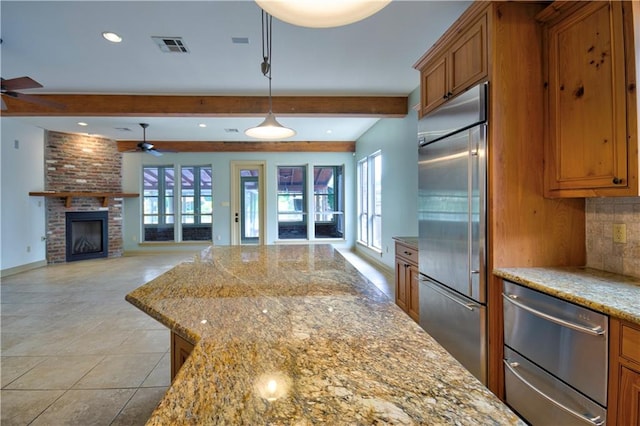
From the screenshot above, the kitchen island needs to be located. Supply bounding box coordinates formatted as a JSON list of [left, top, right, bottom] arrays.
[[126, 244, 522, 425]]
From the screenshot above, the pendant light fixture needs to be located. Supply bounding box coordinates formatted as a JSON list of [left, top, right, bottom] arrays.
[[255, 0, 391, 28], [245, 11, 296, 140]]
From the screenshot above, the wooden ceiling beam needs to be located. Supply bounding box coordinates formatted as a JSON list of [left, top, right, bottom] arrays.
[[117, 140, 356, 153], [1, 94, 408, 117]]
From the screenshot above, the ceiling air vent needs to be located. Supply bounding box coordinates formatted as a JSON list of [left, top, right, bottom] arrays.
[[225, 128, 239, 133], [151, 36, 189, 53]]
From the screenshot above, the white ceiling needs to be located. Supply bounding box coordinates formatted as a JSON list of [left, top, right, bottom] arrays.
[[1, 0, 471, 142]]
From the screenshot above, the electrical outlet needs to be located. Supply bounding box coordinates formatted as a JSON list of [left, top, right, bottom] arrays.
[[613, 224, 627, 243]]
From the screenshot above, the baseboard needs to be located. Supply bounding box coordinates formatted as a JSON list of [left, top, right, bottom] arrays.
[[1, 259, 48, 278]]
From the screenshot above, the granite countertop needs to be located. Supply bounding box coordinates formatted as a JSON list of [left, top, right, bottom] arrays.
[[393, 236, 419, 249], [494, 267, 640, 326], [127, 244, 522, 425]]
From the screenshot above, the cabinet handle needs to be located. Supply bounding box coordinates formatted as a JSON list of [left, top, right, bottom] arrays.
[[612, 177, 623, 184], [442, 93, 448, 100], [404, 251, 412, 256]]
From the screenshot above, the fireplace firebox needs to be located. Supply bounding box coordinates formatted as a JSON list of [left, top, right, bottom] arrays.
[[65, 211, 108, 262]]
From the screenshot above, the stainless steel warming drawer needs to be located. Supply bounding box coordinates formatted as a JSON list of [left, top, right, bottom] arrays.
[[503, 280, 608, 426]]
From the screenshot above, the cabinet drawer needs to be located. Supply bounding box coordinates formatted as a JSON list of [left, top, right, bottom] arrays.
[[621, 323, 640, 364], [395, 242, 418, 265]]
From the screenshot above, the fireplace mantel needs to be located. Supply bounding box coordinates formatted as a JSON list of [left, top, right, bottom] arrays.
[[29, 191, 139, 208]]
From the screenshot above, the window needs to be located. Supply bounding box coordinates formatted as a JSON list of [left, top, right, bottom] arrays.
[[143, 166, 175, 241], [142, 165, 212, 242], [357, 151, 382, 250], [277, 166, 307, 239], [180, 166, 213, 241], [313, 166, 344, 239]]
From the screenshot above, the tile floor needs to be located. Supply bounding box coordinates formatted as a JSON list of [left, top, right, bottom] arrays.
[[1, 248, 393, 425]]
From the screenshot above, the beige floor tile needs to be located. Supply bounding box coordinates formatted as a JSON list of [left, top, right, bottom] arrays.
[[60, 328, 135, 356], [1, 356, 47, 388], [141, 352, 171, 387], [73, 353, 164, 389], [29, 388, 134, 426], [110, 387, 168, 426], [120, 329, 170, 353], [0, 389, 65, 425], [5, 355, 104, 390]]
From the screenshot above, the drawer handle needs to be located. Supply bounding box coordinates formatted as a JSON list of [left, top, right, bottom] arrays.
[[612, 177, 623, 184], [503, 293, 605, 337], [504, 359, 604, 426], [403, 251, 412, 256]]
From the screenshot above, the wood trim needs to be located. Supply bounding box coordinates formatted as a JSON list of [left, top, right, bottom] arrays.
[[1, 94, 408, 117], [413, 1, 489, 70], [117, 140, 355, 153], [29, 191, 139, 208], [609, 317, 622, 426]]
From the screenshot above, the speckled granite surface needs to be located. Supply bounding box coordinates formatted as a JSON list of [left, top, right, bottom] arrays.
[[494, 267, 640, 325], [393, 236, 419, 249], [127, 245, 522, 425]]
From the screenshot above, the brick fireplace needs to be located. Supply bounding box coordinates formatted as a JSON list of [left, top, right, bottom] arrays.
[[44, 131, 125, 263]]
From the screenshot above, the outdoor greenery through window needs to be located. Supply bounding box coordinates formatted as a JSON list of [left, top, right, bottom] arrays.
[[277, 166, 307, 239], [313, 166, 344, 239], [180, 166, 213, 241], [143, 165, 212, 242], [357, 151, 382, 250], [277, 165, 345, 240]]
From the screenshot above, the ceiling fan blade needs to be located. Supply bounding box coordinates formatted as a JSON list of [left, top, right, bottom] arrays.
[[1, 76, 43, 91], [0, 96, 6, 111], [2, 92, 66, 110], [148, 149, 163, 157]]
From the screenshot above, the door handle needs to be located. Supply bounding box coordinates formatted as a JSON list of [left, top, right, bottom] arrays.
[[420, 277, 476, 311], [504, 359, 604, 426], [502, 293, 605, 336]]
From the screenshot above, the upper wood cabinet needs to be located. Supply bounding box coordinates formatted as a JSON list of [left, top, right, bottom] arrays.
[[539, 1, 639, 197], [416, 11, 488, 117]]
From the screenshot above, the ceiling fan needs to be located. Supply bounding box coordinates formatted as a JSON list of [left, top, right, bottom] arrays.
[[1, 76, 65, 110], [135, 123, 164, 156]]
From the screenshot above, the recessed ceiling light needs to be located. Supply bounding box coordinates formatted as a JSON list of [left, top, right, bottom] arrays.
[[77, 122, 88, 127], [199, 123, 207, 128], [326, 129, 333, 134], [102, 32, 122, 43]]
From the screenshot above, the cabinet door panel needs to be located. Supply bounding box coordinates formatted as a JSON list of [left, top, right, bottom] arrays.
[[546, 1, 628, 193], [421, 55, 448, 116], [408, 265, 420, 322], [618, 366, 640, 426], [395, 259, 408, 312], [449, 14, 487, 96]]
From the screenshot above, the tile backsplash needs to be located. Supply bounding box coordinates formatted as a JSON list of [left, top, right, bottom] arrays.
[[586, 197, 640, 278]]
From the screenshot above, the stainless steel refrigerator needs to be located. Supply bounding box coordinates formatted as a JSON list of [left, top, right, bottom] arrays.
[[417, 83, 488, 384]]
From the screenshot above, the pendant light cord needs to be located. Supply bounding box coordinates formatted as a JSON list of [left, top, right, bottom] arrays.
[[261, 11, 273, 113]]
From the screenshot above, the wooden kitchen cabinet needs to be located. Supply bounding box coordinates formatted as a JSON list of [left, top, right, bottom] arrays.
[[171, 331, 194, 381], [394, 240, 419, 323], [539, 1, 639, 197], [609, 318, 640, 425], [416, 11, 487, 117]]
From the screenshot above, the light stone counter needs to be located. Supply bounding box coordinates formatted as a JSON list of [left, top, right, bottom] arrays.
[[494, 267, 640, 325], [127, 244, 522, 425]]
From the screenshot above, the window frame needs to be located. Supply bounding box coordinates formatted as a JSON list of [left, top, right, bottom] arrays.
[[141, 164, 213, 243], [357, 151, 382, 251]]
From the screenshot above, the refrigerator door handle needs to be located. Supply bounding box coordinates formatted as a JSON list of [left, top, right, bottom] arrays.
[[420, 277, 476, 311], [504, 359, 605, 426]]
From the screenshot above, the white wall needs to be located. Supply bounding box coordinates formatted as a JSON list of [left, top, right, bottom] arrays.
[[122, 150, 355, 251], [354, 88, 420, 269], [1, 118, 47, 272]]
